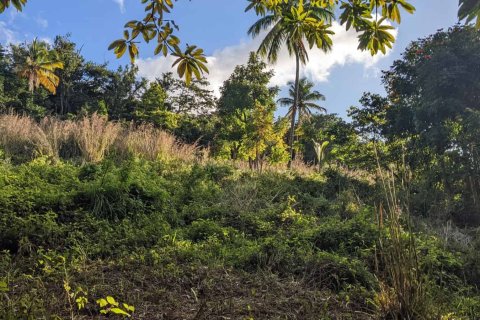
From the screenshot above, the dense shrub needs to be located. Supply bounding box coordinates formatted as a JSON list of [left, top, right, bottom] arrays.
[[0, 157, 478, 319], [313, 211, 380, 255]]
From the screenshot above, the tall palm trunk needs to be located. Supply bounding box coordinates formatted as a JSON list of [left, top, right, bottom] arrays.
[[288, 51, 301, 169]]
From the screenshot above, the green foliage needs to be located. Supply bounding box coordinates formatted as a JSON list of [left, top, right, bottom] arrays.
[[277, 77, 327, 125], [75, 161, 171, 221], [306, 251, 377, 291], [1, 4, 480, 319], [357, 17, 396, 55], [218, 52, 276, 117], [13, 39, 64, 95], [459, 0, 480, 28], [216, 53, 288, 167], [97, 296, 135, 318], [242, 102, 289, 169], [1, 37, 152, 119], [313, 212, 379, 255], [376, 25, 480, 223], [299, 113, 372, 169], [157, 72, 216, 115], [135, 82, 168, 120], [185, 219, 231, 242], [0, 0, 27, 13], [348, 92, 388, 140], [0, 156, 477, 318]]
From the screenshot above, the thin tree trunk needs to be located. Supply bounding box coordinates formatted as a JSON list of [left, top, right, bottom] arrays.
[[288, 51, 301, 169], [60, 84, 65, 115], [30, 89, 35, 107]]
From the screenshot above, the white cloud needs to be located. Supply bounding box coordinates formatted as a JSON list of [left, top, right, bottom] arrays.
[[8, 10, 26, 24], [113, 0, 126, 13], [136, 55, 177, 78], [0, 21, 18, 44], [137, 22, 397, 95], [36, 16, 49, 29], [363, 66, 382, 79], [39, 37, 53, 45], [0, 21, 53, 46]]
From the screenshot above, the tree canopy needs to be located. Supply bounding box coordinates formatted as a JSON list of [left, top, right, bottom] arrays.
[[3, 0, 480, 85], [0, 0, 423, 84]]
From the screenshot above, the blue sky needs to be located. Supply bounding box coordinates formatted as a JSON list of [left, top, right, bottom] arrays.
[[0, 0, 460, 118]]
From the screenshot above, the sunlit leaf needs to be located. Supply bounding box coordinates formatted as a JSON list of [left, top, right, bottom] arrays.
[[106, 296, 118, 306], [96, 298, 108, 308], [111, 308, 131, 317]]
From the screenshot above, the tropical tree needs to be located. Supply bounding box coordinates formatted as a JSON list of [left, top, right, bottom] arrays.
[[376, 25, 480, 223], [1, 43, 43, 113], [1, 0, 419, 84], [216, 53, 278, 160], [313, 140, 329, 170], [218, 52, 276, 116], [248, 0, 334, 168], [277, 77, 326, 128], [243, 101, 290, 171], [348, 92, 388, 141], [157, 72, 217, 115], [50, 35, 85, 115], [14, 39, 63, 95], [459, 0, 480, 28]]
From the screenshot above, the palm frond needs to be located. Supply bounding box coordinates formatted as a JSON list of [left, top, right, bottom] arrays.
[[258, 22, 286, 63], [15, 39, 63, 94], [277, 97, 294, 106], [247, 14, 278, 37], [305, 91, 326, 101], [304, 102, 326, 113]]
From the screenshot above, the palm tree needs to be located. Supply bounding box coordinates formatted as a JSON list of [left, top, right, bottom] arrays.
[[277, 77, 326, 127], [15, 39, 63, 96], [248, 0, 334, 168]]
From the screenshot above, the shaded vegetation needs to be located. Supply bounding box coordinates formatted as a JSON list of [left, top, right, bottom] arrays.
[[0, 8, 479, 320], [1, 157, 479, 319]]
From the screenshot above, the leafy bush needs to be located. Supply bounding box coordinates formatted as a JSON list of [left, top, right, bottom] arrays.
[[0, 157, 477, 318], [184, 219, 231, 242], [313, 211, 379, 256], [305, 251, 377, 291]]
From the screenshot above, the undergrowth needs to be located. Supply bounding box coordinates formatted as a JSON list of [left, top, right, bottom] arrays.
[[0, 157, 478, 319]]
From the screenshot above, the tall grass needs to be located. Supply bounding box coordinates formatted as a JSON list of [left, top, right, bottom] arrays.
[[73, 114, 121, 163], [39, 117, 74, 162], [0, 113, 200, 164], [118, 123, 199, 162], [0, 113, 52, 161], [374, 149, 428, 319]]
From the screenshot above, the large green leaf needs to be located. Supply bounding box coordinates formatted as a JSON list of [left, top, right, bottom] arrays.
[[459, 0, 480, 28]]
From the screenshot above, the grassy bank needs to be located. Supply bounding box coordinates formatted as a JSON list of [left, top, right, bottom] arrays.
[[0, 147, 479, 319]]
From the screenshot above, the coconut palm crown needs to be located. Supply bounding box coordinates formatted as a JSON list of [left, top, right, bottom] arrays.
[[15, 38, 64, 95], [248, 0, 334, 167], [278, 77, 326, 126]]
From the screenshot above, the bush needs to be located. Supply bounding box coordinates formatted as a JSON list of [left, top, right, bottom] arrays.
[[184, 220, 231, 242], [305, 251, 377, 291], [313, 211, 379, 256], [0, 151, 477, 318], [75, 160, 171, 221]]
